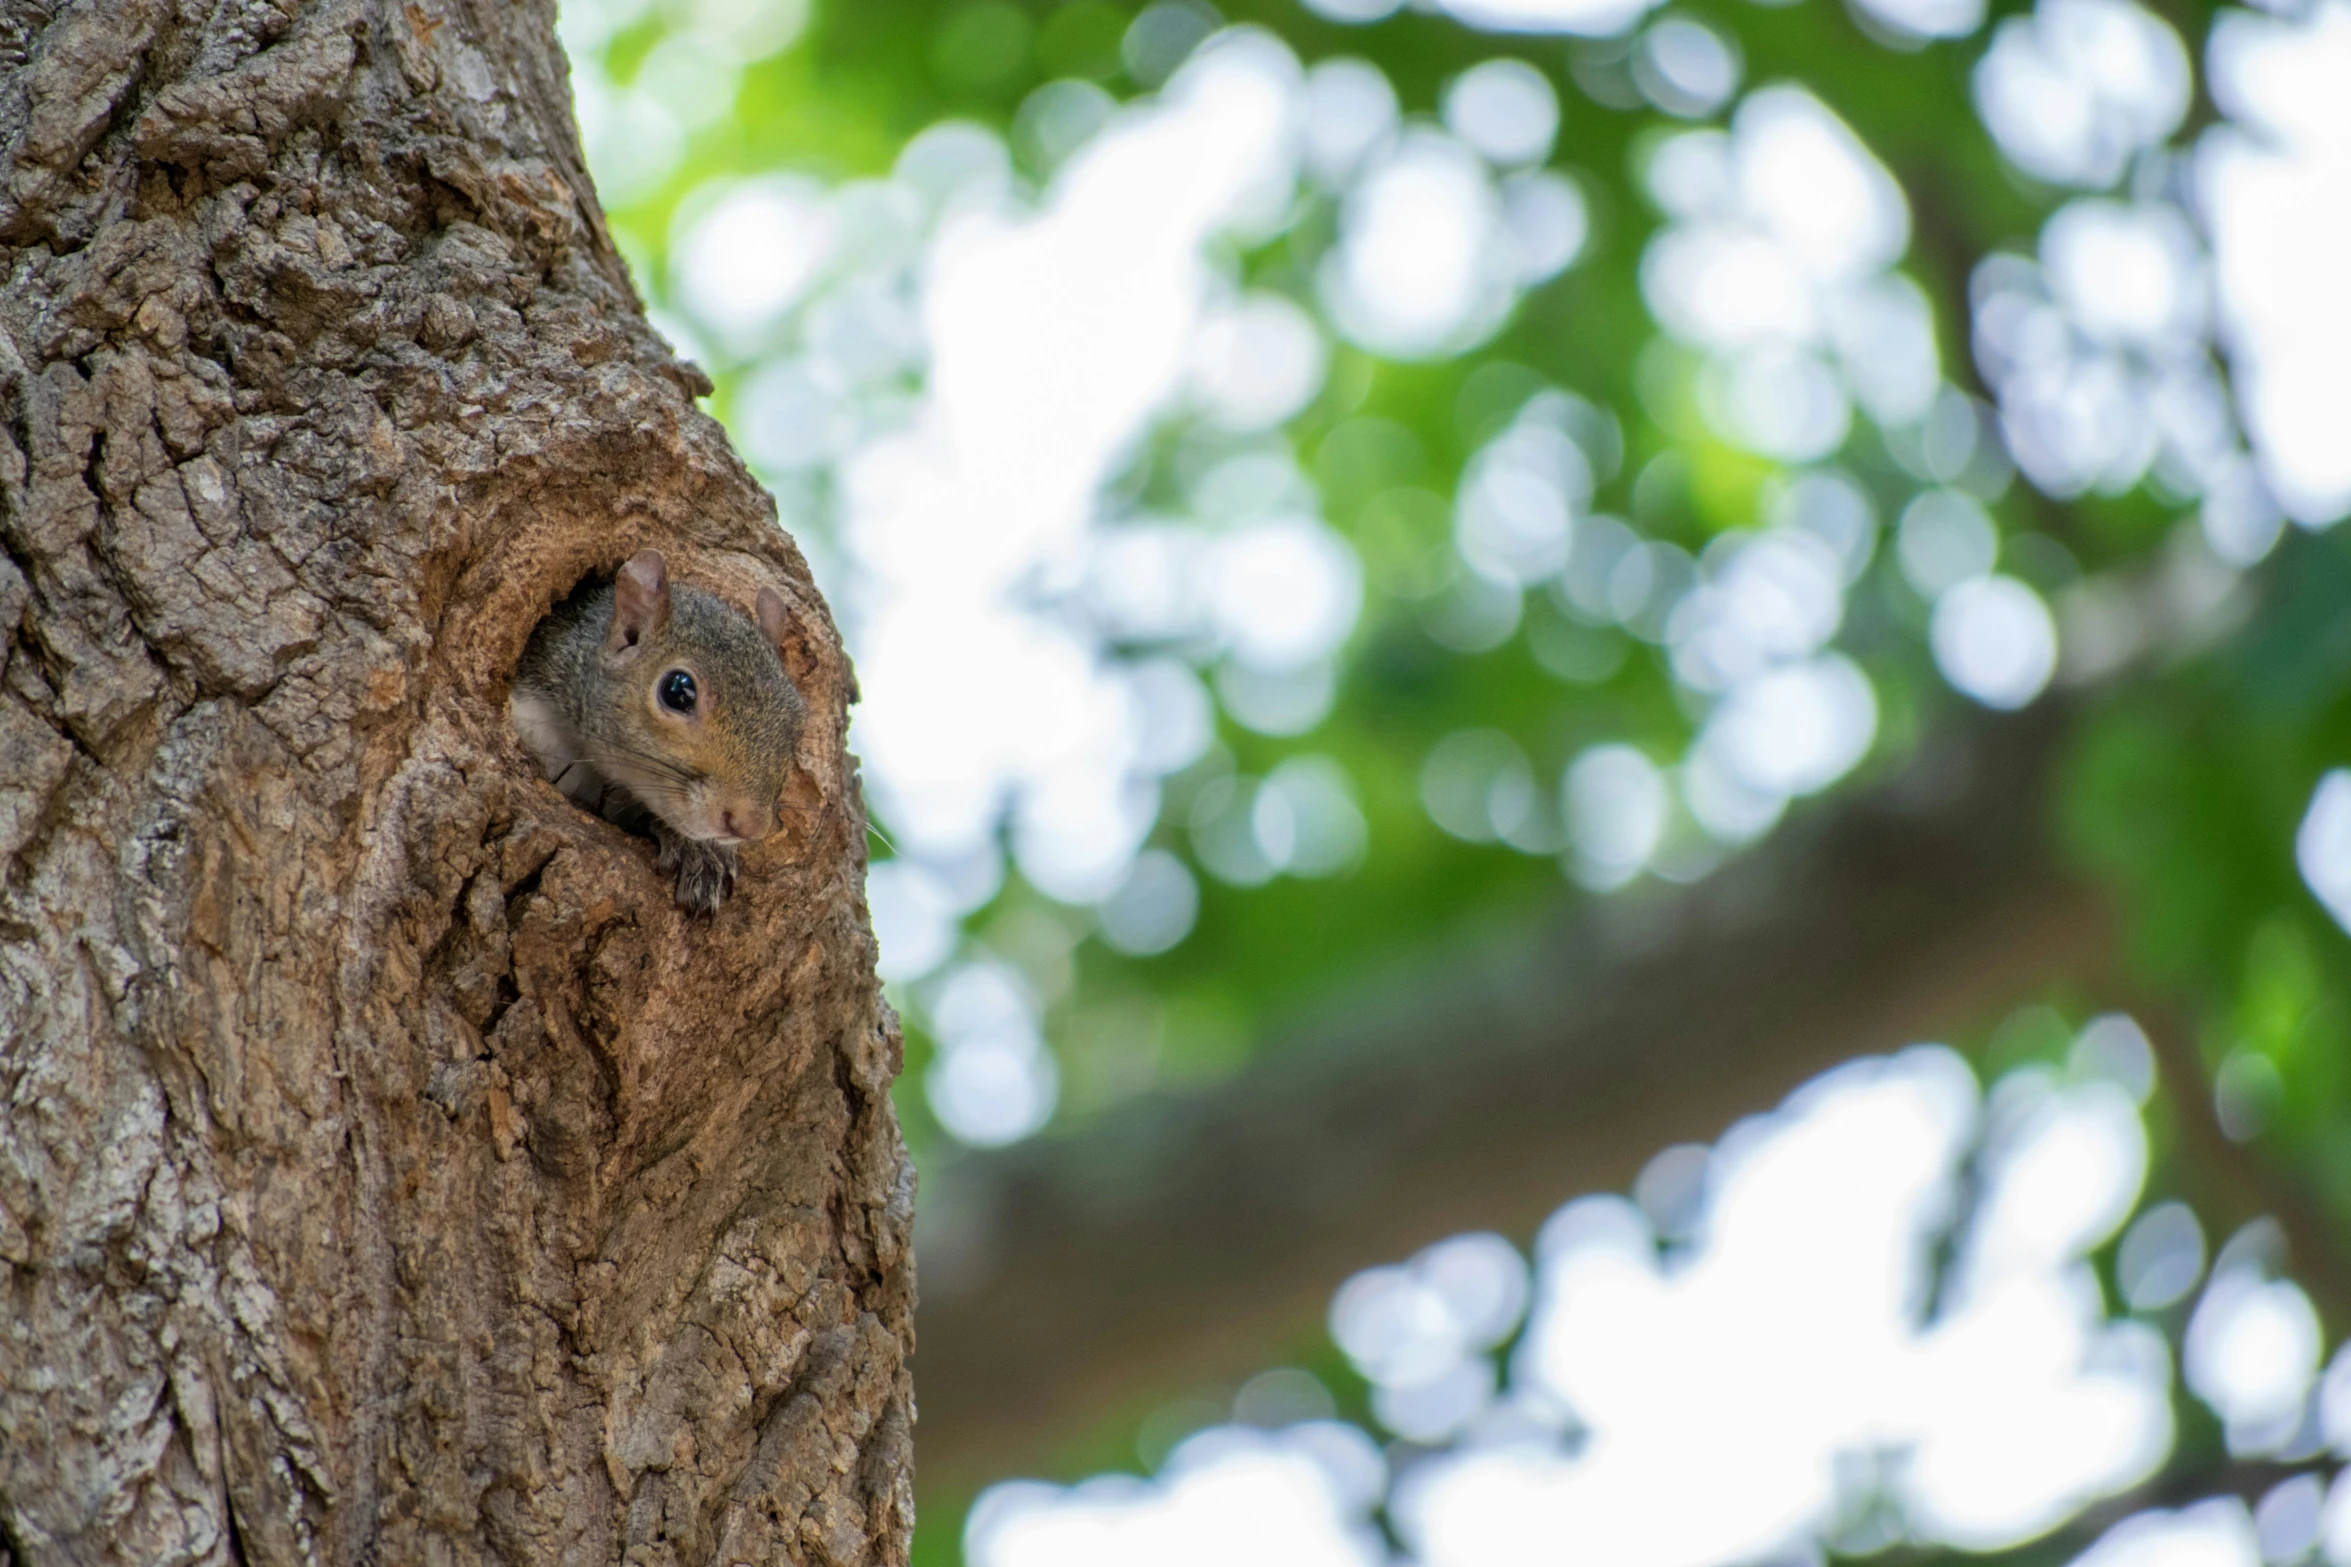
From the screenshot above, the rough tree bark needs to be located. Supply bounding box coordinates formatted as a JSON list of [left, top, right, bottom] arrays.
[[0, 3, 915, 1564]]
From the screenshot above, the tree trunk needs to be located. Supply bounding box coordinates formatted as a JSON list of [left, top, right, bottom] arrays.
[[0, 4, 914, 1564]]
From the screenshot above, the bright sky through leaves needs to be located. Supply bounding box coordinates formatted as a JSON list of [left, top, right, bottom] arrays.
[[963, 1029, 2351, 1567], [558, 0, 2351, 1556]]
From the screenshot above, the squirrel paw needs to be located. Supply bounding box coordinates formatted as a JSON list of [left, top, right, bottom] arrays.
[[657, 833, 739, 914]]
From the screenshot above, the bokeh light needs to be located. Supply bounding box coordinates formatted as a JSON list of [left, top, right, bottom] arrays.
[[2199, 1, 2351, 527], [965, 1029, 2303, 1567]]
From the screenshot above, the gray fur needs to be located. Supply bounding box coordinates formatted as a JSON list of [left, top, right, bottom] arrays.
[[510, 568, 805, 913]]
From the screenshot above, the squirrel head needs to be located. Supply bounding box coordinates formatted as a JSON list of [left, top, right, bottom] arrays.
[[593, 550, 806, 845]]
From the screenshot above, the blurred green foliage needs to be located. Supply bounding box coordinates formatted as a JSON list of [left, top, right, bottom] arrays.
[[554, 0, 2351, 1551], [2065, 529, 2351, 1235]]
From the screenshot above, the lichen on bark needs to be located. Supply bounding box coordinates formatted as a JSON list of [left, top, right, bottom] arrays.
[[0, 3, 915, 1563]]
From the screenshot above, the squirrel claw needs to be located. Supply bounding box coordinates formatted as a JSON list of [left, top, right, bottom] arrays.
[[657, 832, 738, 914]]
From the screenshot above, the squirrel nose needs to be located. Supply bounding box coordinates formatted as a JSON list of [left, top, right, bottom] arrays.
[[721, 808, 744, 838]]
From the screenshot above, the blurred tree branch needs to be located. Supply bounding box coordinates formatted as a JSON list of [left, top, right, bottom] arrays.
[[913, 707, 2108, 1489], [2130, 1003, 2351, 1329]]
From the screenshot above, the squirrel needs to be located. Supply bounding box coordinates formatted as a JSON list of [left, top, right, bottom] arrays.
[[509, 550, 806, 914]]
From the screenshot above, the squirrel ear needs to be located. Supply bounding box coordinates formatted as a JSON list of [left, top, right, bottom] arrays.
[[755, 587, 790, 652], [757, 586, 820, 687], [607, 550, 671, 656]]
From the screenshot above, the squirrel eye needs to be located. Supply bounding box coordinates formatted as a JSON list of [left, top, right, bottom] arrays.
[[658, 669, 698, 714]]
